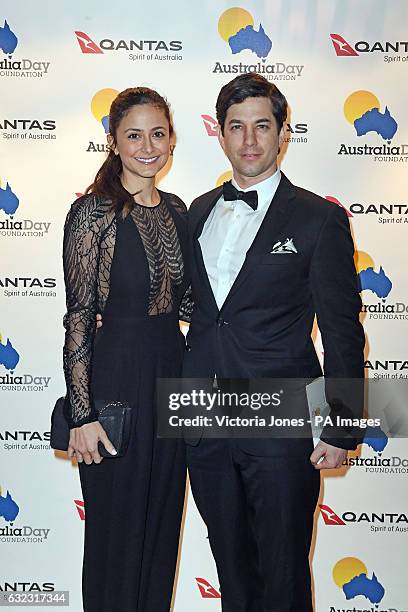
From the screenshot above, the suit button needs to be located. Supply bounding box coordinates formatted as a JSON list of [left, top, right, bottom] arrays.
[[217, 317, 228, 327], [185, 344, 192, 351]]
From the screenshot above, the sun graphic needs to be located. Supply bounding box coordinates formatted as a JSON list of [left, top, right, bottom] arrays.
[[344, 91, 380, 125], [354, 250, 375, 274], [216, 170, 233, 187], [218, 7, 254, 41], [333, 557, 368, 588], [91, 88, 119, 133]]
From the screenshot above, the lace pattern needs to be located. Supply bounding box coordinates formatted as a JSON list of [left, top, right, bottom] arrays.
[[131, 201, 184, 315], [62, 192, 192, 427]]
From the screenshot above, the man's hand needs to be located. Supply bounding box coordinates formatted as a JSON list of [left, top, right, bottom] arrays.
[[310, 440, 347, 470], [96, 313, 102, 329]]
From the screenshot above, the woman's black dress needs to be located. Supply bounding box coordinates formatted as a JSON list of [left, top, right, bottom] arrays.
[[62, 193, 191, 612]]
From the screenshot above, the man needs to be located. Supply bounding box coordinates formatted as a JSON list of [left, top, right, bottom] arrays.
[[183, 74, 365, 611]]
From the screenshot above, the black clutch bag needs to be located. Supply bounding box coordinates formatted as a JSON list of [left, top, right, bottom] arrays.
[[50, 397, 132, 458]]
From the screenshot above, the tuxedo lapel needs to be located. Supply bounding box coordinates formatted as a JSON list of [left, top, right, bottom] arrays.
[[220, 173, 297, 310]]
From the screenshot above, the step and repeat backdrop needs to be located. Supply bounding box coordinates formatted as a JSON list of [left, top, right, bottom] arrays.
[[1, 1, 407, 610]]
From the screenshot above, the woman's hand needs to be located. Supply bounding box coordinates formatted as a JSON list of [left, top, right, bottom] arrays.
[[67, 422, 117, 464]]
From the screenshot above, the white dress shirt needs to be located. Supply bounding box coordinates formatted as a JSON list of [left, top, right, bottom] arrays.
[[199, 169, 281, 309]]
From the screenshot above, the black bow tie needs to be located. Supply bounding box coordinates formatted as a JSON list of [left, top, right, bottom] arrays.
[[222, 181, 258, 211]]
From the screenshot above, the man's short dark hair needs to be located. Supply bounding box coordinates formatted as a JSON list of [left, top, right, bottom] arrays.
[[216, 74, 288, 134]]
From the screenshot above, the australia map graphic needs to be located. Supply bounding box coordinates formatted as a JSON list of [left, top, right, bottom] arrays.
[[343, 572, 385, 605], [228, 23, 272, 59], [334, 558, 386, 606], [0, 182, 20, 216], [0, 20, 18, 55], [362, 425, 388, 453], [0, 489, 20, 523], [358, 266, 392, 299], [0, 336, 20, 371], [354, 107, 397, 142]]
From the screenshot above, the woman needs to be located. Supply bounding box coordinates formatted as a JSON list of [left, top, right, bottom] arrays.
[[62, 87, 192, 611]]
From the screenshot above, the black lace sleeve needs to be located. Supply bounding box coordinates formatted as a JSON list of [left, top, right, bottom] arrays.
[[62, 194, 110, 428], [179, 285, 194, 323], [164, 191, 188, 216]]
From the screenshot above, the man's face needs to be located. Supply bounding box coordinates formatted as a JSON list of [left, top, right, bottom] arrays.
[[218, 96, 284, 186]]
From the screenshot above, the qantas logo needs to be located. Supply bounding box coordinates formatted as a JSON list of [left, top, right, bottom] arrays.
[[330, 33, 408, 56], [195, 577, 221, 598], [330, 34, 359, 56], [74, 499, 85, 520], [319, 503, 408, 528], [75, 31, 103, 54], [201, 115, 218, 137], [319, 504, 346, 525]]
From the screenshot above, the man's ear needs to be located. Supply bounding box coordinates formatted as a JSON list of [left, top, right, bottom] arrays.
[[278, 126, 285, 148], [107, 133, 117, 154]]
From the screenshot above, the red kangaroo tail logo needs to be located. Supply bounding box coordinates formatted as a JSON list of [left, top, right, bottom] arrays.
[[201, 114, 218, 137], [330, 34, 358, 56], [75, 31, 103, 54], [74, 499, 85, 520], [195, 577, 221, 598], [319, 504, 346, 525]]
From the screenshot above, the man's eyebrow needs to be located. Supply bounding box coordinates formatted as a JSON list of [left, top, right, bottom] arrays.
[[227, 117, 272, 124]]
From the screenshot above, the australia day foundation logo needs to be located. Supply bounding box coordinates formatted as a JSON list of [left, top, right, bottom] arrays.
[[0, 329, 51, 392], [338, 90, 408, 163], [0, 178, 52, 238], [331, 557, 389, 610], [345, 427, 408, 475], [0, 19, 51, 78], [213, 7, 304, 81], [0, 485, 51, 543], [74, 29, 183, 62], [354, 249, 408, 322], [330, 33, 408, 65]]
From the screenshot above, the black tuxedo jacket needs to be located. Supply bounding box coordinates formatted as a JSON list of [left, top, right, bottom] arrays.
[[183, 173, 365, 453]]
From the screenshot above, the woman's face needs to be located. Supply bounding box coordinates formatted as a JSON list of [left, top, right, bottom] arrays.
[[112, 104, 171, 181]]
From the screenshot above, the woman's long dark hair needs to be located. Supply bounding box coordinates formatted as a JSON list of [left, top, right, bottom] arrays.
[[86, 87, 173, 217]]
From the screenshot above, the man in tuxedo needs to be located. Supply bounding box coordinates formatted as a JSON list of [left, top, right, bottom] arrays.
[[183, 74, 365, 611]]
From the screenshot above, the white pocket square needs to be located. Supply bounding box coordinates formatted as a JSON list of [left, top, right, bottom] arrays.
[[270, 238, 298, 254]]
